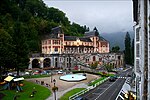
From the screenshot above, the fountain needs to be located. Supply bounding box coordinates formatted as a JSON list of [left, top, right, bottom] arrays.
[[60, 74, 87, 82]]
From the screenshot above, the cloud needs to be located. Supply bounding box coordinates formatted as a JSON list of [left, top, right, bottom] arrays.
[[43, 0, 134, 33]]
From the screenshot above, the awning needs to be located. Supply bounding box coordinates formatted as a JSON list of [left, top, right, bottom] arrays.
[[13, 77, 24, 82], [4, 76, 14, 82]]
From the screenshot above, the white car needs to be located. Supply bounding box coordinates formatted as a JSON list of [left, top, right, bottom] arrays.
[[57, 70, 63, 74], [25, 72, 30, 75], [8, 72, 13, 76]]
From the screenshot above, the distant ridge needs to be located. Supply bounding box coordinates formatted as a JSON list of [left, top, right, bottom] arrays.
[[101, 31, 134, 51]]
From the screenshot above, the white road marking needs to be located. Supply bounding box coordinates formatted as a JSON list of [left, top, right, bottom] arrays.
[[107, 79, 124, 100], [94, 79, 121, 100]]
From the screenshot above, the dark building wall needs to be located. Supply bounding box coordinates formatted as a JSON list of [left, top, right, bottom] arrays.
[[133, 0, 138, 22]]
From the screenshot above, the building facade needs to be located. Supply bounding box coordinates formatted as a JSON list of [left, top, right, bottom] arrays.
[[28, 52, 124, 71], [28, 26, 124, 70], [133, 0, 150, 99], [41, 26, 109, 54]]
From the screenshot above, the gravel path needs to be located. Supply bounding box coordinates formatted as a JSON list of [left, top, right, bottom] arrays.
[[46, 83, 88, 100], [26, 74, 100, 100]]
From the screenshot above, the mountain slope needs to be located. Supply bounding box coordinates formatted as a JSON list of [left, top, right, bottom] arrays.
[[101, 31, 134, 51]]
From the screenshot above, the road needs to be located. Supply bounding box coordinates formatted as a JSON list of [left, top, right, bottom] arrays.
[[79, 68, 132, 100]]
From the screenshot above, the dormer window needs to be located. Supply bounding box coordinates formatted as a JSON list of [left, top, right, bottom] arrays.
[[60, 35, 63, 37], [76, 38, 80, 42]]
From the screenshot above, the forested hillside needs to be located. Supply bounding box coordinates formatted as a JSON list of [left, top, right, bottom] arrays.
[[0, 0, 89, 74]]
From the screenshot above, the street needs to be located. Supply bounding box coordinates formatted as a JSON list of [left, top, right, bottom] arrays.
[[79, 68, 132, 100]]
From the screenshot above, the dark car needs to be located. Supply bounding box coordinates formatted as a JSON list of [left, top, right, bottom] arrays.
[[127, 74, 131, 77], [113, 75, 118, 79], [109, 76, 116, 82]]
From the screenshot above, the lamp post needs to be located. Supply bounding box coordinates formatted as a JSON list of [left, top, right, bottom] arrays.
[[52, 79, 58, 100], [50, 71, 53, 83], [53, 79, 56, 87]]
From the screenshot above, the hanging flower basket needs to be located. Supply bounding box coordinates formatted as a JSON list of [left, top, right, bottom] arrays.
[[52, 86, 58, 92]]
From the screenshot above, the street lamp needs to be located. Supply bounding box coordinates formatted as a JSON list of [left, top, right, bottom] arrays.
[[50, 71, 53, 83], [53, 79, 56, 87], [52, 79, 58, 100]]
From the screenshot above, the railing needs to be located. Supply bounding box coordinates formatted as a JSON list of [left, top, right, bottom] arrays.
[[69, 86, 94, 100], [69, 77, 110, 100], [94, 77, 109, 87]]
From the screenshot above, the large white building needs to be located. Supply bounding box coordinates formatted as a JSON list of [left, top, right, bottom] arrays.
[[133, 0, 150, 99], [28, 27, 124, 70]]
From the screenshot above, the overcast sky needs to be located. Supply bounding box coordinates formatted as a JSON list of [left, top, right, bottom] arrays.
[[43, 0, 134, 34]]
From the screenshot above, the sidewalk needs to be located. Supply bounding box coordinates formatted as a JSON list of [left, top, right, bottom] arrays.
[[46, 83, 88, 100], [115, 77, 131, 100]]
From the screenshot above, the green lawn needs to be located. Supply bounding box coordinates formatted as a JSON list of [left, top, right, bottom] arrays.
[[108, 74, 115, 77], [59, 88, 85, 100], [0, 81, 51, 100], [88, 77, 106, 86]]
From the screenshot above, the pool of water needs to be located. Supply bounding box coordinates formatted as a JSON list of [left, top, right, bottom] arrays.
[[59, 74, 87, 82]]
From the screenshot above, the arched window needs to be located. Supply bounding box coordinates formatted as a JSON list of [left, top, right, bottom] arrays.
[[93, 56, 96, 61], [43, 58, 51, 67], [55, 58, 58, 68]]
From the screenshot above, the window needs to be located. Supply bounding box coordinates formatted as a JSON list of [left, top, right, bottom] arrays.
[[99, 58, 102, 61], [136, 28, 140, 41], [67, 57, 70, 62], [60, 35, 63, 37], [136, 43, 140, 57], [54, 48, 58, 52], [49, 40, 51, 44], [118, 56, 121, 60], [53, 40, 59, 44], [45, 41, 47, 44], [42, 41, 44, 45], [93, 56, 96, 61], [136, 59, 140, 73], [86, 59, 88, 62]]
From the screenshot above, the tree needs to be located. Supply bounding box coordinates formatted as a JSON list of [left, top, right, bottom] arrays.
[[111, 46, 120, 53], [104, 64, 113, 72], [0, 0, 90, 74], [124, 32, 132, 65], [90, 61, 98, 72], [0, 29, 16, 79], [12, 22, 30, 75]]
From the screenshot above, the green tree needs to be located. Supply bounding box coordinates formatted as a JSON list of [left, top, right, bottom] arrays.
[[124, 32, 132, 65], [111, 46, 120, 53], [12, 22, 30, 75], [90, 61, 98, 72], [0, 29, 16, 79], [104, 64, 113, 72], [25, 0, 47, 17], [46, 7, 70, 26], [0, 0, 90, 74]]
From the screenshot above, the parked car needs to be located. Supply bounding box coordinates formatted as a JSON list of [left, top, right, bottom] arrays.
[[7, 72, 13, 76], [109, 76, 116, 82], [40, 71, 47, 75], [113, 75, 118, 79], [33, 70, 40, 75], [127, 74, 131, 77], [25, 72, 30, 75], [57, 70, 63, 74]]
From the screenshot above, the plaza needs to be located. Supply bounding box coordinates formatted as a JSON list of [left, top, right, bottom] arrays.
[[26, 73, 100, 99]]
